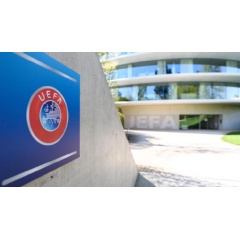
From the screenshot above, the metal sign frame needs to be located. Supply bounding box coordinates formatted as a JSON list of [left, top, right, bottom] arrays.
[[0, 52, 80, 187]]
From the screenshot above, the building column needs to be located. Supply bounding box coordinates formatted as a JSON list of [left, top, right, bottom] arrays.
[[157, 60, 166, 74], [226, 60, 238, 73], [180, 59, 193, 73], [128, 64, 132, 78]]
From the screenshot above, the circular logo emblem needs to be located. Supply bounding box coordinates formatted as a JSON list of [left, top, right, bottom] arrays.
[[27, 87, 68, 145]]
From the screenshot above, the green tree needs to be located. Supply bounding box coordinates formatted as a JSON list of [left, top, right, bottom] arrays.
[[97, 52, 125, 127], [97, 52, 118, 81], [97, 52, 119, 99], [138, 86, 147, 100]]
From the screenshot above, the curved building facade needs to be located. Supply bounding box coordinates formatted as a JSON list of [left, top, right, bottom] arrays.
[[109, 52, 240, 130]]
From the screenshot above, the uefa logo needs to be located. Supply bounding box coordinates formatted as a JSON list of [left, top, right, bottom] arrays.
[[27, 87, 68, 145]]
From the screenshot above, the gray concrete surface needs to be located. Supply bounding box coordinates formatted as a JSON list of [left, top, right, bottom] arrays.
[[135, 166, 224, 187], [25, 53, 138, 187], [127, 130, 240, 187]]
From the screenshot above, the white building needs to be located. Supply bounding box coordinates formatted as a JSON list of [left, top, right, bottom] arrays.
[[109, 52, 240, 130]]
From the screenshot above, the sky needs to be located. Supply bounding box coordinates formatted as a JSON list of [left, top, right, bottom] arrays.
[[1, 1, 240, 239], [1, 1, 240, 52]]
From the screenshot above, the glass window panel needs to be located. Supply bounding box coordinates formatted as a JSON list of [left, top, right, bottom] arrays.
[[138, 85, 147, 101], [199, 83, 212, 99], [115, 83, 240, 101], [180, 115, 220, 130], [145, 86, 157, 100], [180, 115, 200, 129], [162, 85, 171, 99], [212, 83, 226, 99], [118, 86, 133, 101], [152, 84, 170, 100], [226, 60, 238, 73], [153, 85, 161, 100], [115, 64, 128, 79], [132, 61, 158, 77], [193, 59, 226, 73], [226, 83, 240, 99], [180, 59, 193, 73], [210, 59, 225, 72], [166, 59, 180, 74], [119, 52, 135, 56], [132, 86, 139, 101], [113, 59, 240, 80], [177, 83, 199, 99]]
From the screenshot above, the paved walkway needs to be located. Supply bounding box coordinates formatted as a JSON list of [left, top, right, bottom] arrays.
[[127, 130, 240, 187]]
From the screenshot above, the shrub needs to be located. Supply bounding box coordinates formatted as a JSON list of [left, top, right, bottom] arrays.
[[118, 112, 125, 127], [116, 104, 123, 113]]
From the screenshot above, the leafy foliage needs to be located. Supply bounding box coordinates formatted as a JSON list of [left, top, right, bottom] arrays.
[[97, 52, 125, 127], [97, 52, 118, 81], [118, 112, 125, 127]]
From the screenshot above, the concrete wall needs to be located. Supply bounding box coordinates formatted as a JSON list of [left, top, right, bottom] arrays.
[[25, 53, 138, 187], [123, 104, 240, 130]]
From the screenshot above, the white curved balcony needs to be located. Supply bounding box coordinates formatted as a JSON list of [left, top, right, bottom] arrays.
[[110, 73, 240, 87], [110, 52, 240, 65], [115, 99, 240, 106]]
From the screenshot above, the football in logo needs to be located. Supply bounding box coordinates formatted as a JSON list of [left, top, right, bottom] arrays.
[[27, 87, 68, 145]]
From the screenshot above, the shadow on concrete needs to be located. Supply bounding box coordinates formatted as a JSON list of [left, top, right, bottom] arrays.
[[136, 166, 224, 187], [126, 130, 240, 154], [126, 131, 163, 149], [135, 173, 156, 187], [128, 129, 234, 136], [164, 145, 240, 155]]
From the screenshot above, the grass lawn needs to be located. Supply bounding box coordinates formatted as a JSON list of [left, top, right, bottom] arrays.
[[222, 131, 240, 146]]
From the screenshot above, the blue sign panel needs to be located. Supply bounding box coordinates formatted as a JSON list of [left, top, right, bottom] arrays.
[[0, 53, 80, 186]]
